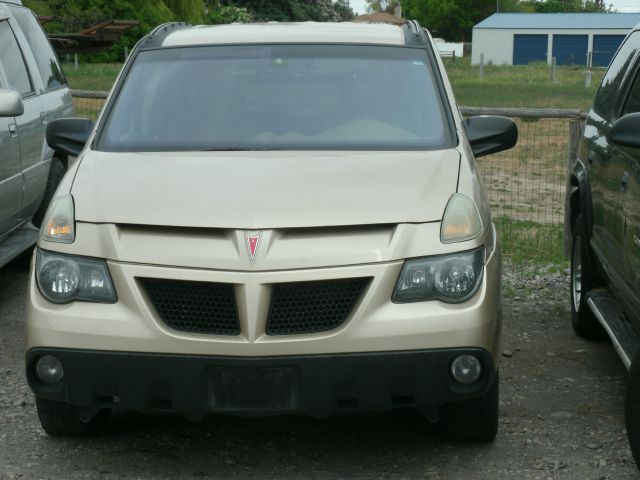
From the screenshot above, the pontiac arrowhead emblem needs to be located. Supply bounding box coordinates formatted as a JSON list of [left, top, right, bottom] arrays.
[[246, 233, 261, 262]]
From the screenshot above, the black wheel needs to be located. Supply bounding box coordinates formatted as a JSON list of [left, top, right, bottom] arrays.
[[570, 214, 606, 340], [438, 373, 499, 442], [35, 396, 110, 436], [32, 157, 66, 228], [626, 352, 640, 470]]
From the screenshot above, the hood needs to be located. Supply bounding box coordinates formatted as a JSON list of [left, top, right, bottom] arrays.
[[71, 150, 460, 229]]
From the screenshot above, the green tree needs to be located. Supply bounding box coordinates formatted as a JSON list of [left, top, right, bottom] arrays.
[[165, 0, 205, 23], [401, 0, 495, 41], [227, 0, 353, 22], [22, 0, 354, 62], [24, 0, 175, 61], [207, 4, 251, 24], [500, 0, 610, 12]]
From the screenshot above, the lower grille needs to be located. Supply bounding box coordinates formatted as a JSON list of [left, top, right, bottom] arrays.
[[140, 278, 239, 335], [266, 277, 371, 336]]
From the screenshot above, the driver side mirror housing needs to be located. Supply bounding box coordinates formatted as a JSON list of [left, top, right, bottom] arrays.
[[46, 118, 95, 157], [464, 115, 518, 158]]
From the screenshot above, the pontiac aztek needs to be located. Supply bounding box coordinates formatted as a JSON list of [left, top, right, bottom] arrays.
[[26, 21, 517, 440]]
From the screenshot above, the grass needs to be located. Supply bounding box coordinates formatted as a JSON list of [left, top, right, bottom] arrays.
[[63, 62, 121, 92], [443, 57, 603, 111], [495, 217, 566, 265]]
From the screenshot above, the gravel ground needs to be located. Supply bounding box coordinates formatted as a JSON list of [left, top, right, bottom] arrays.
[[0, 254, 637, 479]]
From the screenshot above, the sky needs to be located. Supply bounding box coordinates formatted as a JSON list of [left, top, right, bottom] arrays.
[[613, 0, 640, 13], [348, 0, 640, 15]]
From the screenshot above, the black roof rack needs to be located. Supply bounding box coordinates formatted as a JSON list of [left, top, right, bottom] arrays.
[[402, 20, 428, 47], [140, 22, 190, 49]]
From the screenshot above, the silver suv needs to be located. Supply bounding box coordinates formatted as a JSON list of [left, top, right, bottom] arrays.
[[0, 0, 73, 268], [29, 21, 517, 440]]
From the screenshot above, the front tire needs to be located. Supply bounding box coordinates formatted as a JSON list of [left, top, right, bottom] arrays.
[[438, 373, 499, 442], [35, 397, 110, 436], [570, 214, 606, 340]]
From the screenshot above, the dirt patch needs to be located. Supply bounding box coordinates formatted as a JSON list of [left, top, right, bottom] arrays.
[[478, 118, 572, 226]]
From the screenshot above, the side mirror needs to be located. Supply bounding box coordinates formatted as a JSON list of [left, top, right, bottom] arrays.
[[610, 112, 640, 149], [46, 118, 94, 157], [464, 115, 518, 158], [0, 88, 24, 117]]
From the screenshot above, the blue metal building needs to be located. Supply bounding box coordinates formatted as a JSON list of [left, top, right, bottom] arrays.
[[471, 13, 640, 67]]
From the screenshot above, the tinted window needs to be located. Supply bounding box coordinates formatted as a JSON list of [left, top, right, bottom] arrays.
[[9, 6, 66, 90], [98, 45, 453, 152], [593, 32, 638, 120], [0, 20, 33, 95], [622, 64, 640, 115]]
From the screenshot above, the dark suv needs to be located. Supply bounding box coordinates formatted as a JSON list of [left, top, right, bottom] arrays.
[[565, 24, 640, 469]]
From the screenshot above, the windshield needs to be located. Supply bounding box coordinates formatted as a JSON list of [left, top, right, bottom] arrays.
[[97, 44, 453, 152]]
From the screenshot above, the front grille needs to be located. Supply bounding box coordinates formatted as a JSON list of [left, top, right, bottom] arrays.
[[140, 278, 240, 335], [266, 278, 371, 336]]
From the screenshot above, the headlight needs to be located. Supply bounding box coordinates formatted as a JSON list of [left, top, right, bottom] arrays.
[[392, 247, 484, 303], [36, 249, 117, 304], [40, 194, 75, 243]]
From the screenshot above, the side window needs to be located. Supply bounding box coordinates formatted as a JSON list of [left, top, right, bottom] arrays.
[[622, 65, 640, 115], [0, 20, 33, 96], [593, 32, 639, 120], [9, 6, 66, 90]]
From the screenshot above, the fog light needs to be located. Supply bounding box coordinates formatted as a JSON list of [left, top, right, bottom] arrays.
[[451, 355, 482, 385], [36, 355, 64, 383]]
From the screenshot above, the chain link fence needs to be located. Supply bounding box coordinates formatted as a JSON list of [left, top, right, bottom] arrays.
[[461, 107, 584, 263], [72, 91, 582, 264]]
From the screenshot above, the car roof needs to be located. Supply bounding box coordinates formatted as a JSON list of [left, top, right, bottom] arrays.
[[160, 22, 408, 48]]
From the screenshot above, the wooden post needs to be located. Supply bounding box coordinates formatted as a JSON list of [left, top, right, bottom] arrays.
[[563, 118, 584, 256], [565, 118, 582, 187], [460, 106, 584, 119], [479, 54, 484, 79], [74, 53, 78, 71]]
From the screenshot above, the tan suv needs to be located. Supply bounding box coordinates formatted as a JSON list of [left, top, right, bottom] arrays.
[[26, 21, 517, 440]]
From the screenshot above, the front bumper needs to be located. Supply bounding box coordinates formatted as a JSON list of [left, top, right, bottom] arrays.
[[25, 243, 501, 358], [27, 347, 496, 419]]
